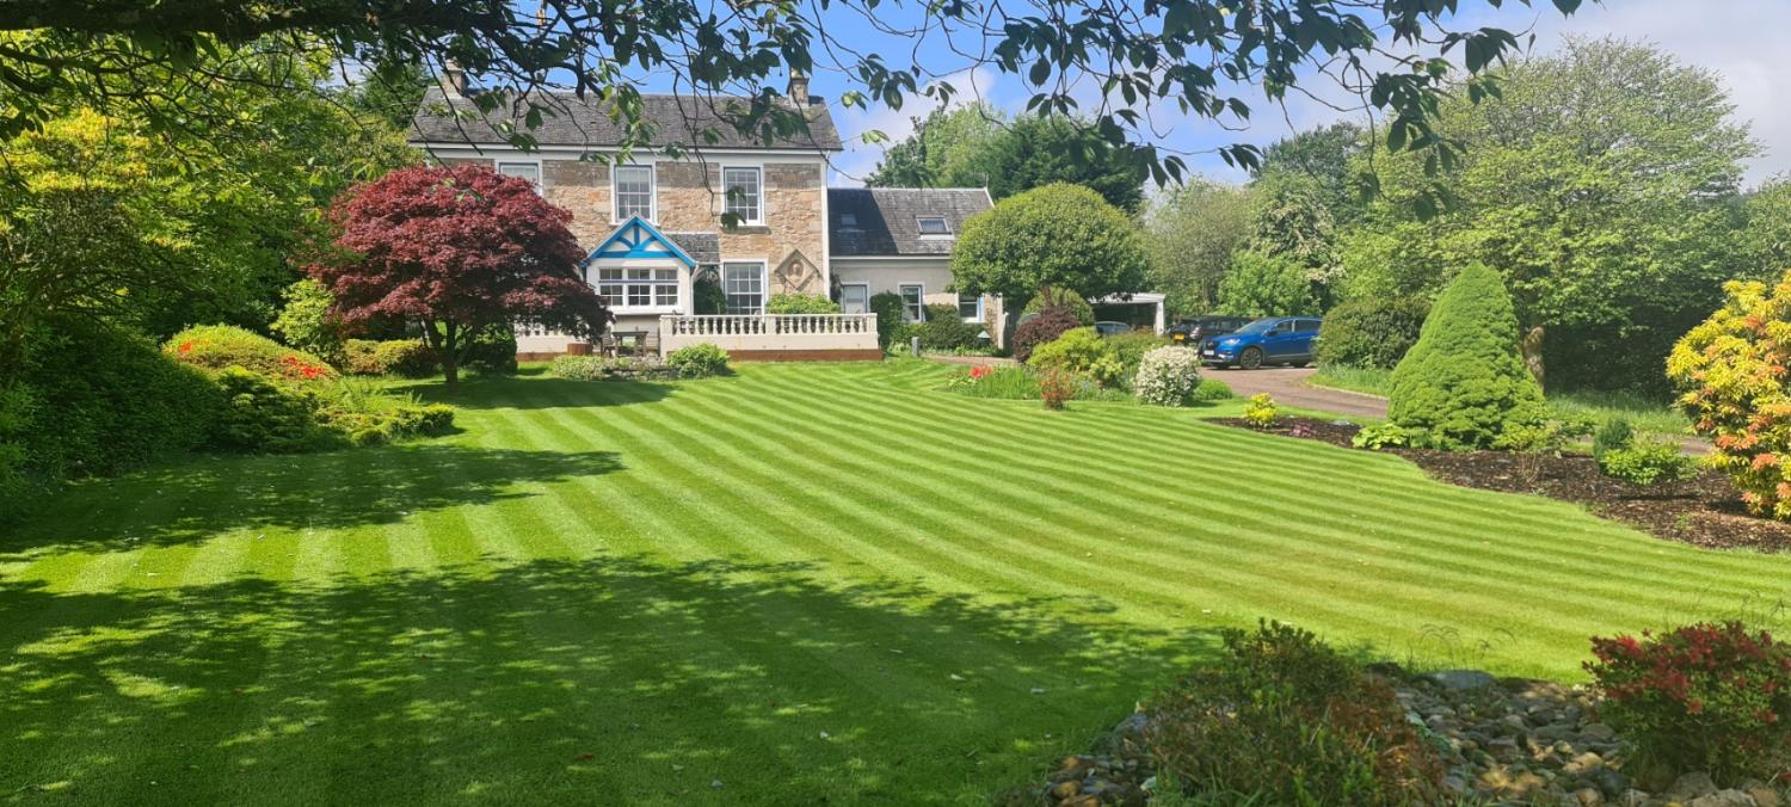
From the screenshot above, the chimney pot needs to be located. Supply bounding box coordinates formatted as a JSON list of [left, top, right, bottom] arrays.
[[443, 60, 468, 95], [786, 72, 810, 105]]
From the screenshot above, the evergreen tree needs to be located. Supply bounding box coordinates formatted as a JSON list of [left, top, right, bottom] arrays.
[[1387, 263, 1545, 450]]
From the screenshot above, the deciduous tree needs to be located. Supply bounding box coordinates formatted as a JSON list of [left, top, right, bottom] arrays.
[[1, 1, 1590, 184], [309, 164, 608, 385], [952, 183, 1148, 310], [1341, 38, 1754, 391], [1143, 179, 1258, 315]]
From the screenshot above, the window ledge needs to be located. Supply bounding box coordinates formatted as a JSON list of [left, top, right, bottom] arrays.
[[721, 224, 771, 235]]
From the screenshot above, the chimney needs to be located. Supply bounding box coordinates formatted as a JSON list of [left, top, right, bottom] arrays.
[[786, 71, 810, 105], [442, 60, 468, 96]]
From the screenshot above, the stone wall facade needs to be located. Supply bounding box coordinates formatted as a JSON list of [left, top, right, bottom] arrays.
[[536, 157, 827, 296]]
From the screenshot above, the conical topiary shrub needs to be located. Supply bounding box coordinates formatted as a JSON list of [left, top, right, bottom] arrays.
[[1387, 263, 1546, 450]]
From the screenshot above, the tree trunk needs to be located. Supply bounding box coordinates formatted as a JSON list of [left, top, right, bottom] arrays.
[[441, 320, 460, 386], [1521, 324, 1546, 391]]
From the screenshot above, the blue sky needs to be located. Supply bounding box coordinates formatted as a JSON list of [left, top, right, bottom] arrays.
[[786, 0, 1791, 189]]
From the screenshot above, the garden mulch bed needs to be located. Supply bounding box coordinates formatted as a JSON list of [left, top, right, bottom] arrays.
[[1214, 416, 1791, 554]]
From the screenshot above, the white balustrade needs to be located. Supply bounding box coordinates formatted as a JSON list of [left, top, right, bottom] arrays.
[[659, 313, 879, 354]]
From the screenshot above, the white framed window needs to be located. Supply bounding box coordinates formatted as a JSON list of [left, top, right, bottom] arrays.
[[916, 215, 951, 236], [722, 262, 767, 314], [496, 160, 542, 192], [958, 292, 983, 322], [898, 283, 925, 322], [596, 266, 679, 310], [839, 283, 870, 314], [722, 166, 763, 224], [614, 164, 655, 221]]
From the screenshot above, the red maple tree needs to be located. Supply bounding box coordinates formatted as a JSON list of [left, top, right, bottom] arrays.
[[309, 164, 608, 384]]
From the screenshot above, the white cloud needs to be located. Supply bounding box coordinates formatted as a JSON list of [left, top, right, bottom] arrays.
[[828, 66, 1001, 186]]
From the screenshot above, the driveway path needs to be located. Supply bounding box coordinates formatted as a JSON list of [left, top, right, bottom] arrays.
[[1207, 366, 1388, 419]]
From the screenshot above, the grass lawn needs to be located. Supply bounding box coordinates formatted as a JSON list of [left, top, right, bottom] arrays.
[[1309, 364, 1691, 435], [3, 361, 1786, 804]]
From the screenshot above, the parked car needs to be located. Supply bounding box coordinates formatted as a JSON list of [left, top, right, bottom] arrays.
[[1093, 320, 1133, 337], [1168, 316, 1252, 346], [1201, 316, 1322, 369]]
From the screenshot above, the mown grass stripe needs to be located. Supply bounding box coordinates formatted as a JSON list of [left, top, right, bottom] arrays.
[[763, 366, 1780, 593], [534, 380, 1131, 733], [701, 372, 1672, 654], [739, 368, 1755, 619]]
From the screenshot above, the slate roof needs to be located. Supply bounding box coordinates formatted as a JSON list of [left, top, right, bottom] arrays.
[[827, 188, 994, 257], [411, 87, 842, 151], [663, 232, 720, 265]]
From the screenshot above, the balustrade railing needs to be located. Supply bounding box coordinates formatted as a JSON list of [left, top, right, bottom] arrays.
[[662, 313, 877, 336]]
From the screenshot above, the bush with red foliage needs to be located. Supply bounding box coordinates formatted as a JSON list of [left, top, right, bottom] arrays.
[[309, 164, 609, 384], [1012, 304, 1081, 362], [1038, 368, 1074, 410], [1587, 621, 1791, 785]]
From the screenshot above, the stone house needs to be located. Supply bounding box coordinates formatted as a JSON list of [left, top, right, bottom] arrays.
[[408, 75, 997, 359]]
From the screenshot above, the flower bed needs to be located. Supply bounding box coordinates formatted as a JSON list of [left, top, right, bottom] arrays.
[[1212, 415, 1791, 553], [1005, 661, 1789, 807]]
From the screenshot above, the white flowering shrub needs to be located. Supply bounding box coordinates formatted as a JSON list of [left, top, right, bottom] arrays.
[[1133, 346, 1204, 406]]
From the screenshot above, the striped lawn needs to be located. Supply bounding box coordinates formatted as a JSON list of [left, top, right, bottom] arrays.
[[2, 361, 1787, 805]]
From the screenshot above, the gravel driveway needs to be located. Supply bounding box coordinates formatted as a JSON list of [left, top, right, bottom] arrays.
[[1206, 366, 1388, 419]]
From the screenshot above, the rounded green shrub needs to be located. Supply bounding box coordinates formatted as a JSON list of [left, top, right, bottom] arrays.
[[4, 318, 222, 517], [1027, 327, 1123, 387], [1190, 377, 1234, 402], [344, 339, 439, 377], [766, 293, 841, 314], [1597, 438, 1697, 486], [1316, 296, 1429, 369], [666, 343, 730, 378], [212, 367, 329, 453], [1387, 263, 1546, 450], [915, 304, 983, 351], [1132, 346, 1203, 406], [165, 324, 338, 383], [869, 292, 907, 351]]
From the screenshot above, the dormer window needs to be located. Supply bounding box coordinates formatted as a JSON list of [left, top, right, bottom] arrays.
[[916, 216, 951, 236], [839, 213, 859, 228]]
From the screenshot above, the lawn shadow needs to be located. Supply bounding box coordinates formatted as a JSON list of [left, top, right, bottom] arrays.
[[395, 375, 677, 411], [0, 445, 622, 555], [0, 554, 1213, 804]]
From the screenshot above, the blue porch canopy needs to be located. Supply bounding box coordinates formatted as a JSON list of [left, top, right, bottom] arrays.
[[581, 216, 698, 268]]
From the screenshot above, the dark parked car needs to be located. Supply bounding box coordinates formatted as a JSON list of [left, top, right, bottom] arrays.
[[1201, 316, 1322, 369], [1168, 316, 1252, 347], [1092, 320, 1134, 337]]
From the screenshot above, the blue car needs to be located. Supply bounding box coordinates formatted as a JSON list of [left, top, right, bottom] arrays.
[[1201, 316, 1322, 369]]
